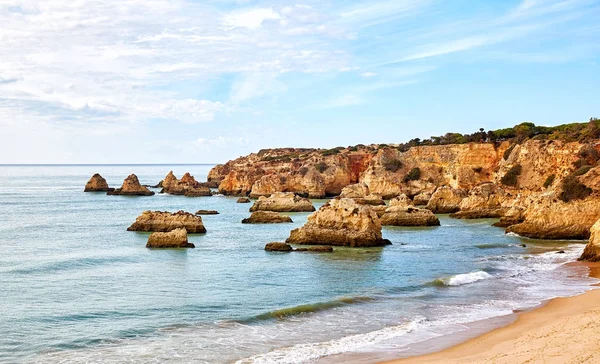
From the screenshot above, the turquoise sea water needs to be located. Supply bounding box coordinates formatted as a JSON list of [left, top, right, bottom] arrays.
[[0, 164, 597, 364]]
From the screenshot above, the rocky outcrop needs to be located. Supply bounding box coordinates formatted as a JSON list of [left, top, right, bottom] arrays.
[[160, 171, 212, 197], [451, 208, 509, 219], [242, 211, 293, 224], [295, 246, 334, 252], [237, 197, 251, 203], [492, 206, 525, 227], [340, 183, 384, 205], [426, 186, 467, 213], [265, 242, 293, 252], [286, 198, 390, 247], [579, 219, 600, 261], [380, 205, 440, 226], [107, 174, 154, 196], [195, 210, 219, 215], [127, 210, 206, 233], [389, 194, 412, 208], [506, 194, 600, 239], [458, 183, 506, 211], [412, 192, 431, 206], [146, 228, 195, 248], [84, 173, 112, 192], [249, 192, 315, 212]]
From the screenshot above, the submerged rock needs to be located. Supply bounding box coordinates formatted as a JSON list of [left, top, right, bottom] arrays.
[[451, 208, 508, 219], [237, 197, 251, 203], [242, 211, 293, 224], [264, 242, 293, 252], [127, 210, 206, 233], [107, 174, 154, 196], [160, 171, 211, 197], [380, 205, 440, 226], [286, 198, 390, 247], [84, 173, 112, 192], [195, 210, 219, 215], [146, 228, 195, 248], [426, 186, 467, 213], [295, 246, 334, 252], [249, 192, 315, 212]]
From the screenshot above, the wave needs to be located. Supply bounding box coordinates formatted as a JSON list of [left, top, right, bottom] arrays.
[[431, 271, 492, 287], [6, 255, 137, 275], [250, 296, 374, 321], [235, 318, 424, 364]]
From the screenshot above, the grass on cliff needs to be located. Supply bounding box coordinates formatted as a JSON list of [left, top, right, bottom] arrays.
[[403, 168, 421, 182]]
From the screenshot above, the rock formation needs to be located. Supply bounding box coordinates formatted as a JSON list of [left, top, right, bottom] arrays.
[[295, 246, 334, 252], [107, 174, 154, 196], [389, 194, 412, 208], [237, 197, 251, 203], [506, 194, 600, 239], [286, 198, 390, 247], [84, 173, 112, 192], [412, 192, 431, 206], [160, 171, 212, 197], [127, 210, 206, 233], [492, 206, 525, 228], [264, 242, 293, 252], [579, 219, 600, 262], [249, 192, 315, 212], [242, 211, 293, 224], [380, 205, 440, 226], [195, 210, 219, 215], [426, 186, 467, 213], [340, 183, 385, 205], [146, 228, 195, 248]]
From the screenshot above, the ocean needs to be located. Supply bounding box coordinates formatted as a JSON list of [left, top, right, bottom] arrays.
[[0, 164, 597, 364]]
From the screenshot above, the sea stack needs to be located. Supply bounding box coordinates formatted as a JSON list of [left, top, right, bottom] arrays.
[[146, 228, 195, 248], [107, 174, 154, 196], [286, 198, 390, 247], [128, 210, 206, 233], [242, 211, 293, 224], [249, 192, 315, 212], [84, 173, 112, 192], [160, 171, 212, 197]]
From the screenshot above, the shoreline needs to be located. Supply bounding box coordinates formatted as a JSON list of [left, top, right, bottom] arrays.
[[383, 262, 600, 364]]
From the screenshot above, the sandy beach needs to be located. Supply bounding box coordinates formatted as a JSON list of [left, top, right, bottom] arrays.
[[387, 263, 600, 364]]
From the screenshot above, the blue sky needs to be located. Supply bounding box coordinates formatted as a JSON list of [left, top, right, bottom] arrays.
[[0, 0, 598, 163]]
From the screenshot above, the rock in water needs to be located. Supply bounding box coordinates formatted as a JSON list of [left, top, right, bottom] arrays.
[[242, 211, 293, 224], [340, 183, 371, 199], [237, 197, 251, 203], [264, 242, 293, 252], [380, 205, 440, 226], [160, 171, 211, 197], [84, 173, 112, 192], [389, 194, 412, 208], [580, 221, 600, 262], [128, 211, 206, 233], [107, 174, 155, 196], [412, 192, 432, 206], [249, 192, 315, 212], [426, 186, 467, 213], [195, 210, 219, 215], [146, 228, 195, 248], [286, 198, 390, 247]]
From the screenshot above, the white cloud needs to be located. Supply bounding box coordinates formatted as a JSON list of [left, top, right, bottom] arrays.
[[229, 73, 288, 104], [360, 72, 378, 77], [223, 8, 281, 29]]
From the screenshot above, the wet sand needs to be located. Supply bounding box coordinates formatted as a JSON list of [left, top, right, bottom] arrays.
[[385, 262, 600, 364]]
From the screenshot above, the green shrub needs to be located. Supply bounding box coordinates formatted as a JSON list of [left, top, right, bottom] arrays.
[[315, 162, 329, 173], [560, 175, 592, 202], [383, 158, 403, 172], [501, 164, 522, 186], [403, 167, 421, 182], [503, 144, 516, 160], [574, 165, 593, 176], [543, 174, 555, 188]]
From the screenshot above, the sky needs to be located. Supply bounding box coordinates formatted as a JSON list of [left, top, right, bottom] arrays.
[[0, 0, 599, 164]]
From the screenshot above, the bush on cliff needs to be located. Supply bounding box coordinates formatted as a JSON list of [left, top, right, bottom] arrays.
[[315, 162, 329, 173], [383, 158, 403, 172], [543, 174, 555, 188], [403, 168, 421, 182], [574, 165, 593, 176], [560, 175, 592, 202], [501, 164, 522, 186]]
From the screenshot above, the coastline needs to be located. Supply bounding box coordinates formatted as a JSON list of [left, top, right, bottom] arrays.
[[384, 262, 600, 364]]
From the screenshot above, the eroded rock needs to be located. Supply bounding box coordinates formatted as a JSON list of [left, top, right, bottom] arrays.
[[146, 228, 195, 248], [242, 211, 293, 224], [286, 198, 390, 247], [107, 174, 154, 196], [84, 173, 112, 192], [426, 186, 467, 213], [579, 219, 600, 262], [264, 242, 293, 252], [380, 205, 440, 226], [128, 210, 206, 233], [249, 192, 315, 212], [160, 171, 211, 197]]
